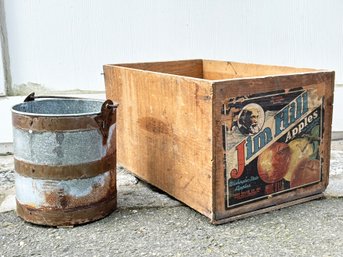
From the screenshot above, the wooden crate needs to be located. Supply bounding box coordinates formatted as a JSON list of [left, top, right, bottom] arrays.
[[104, 59, 334, 224]]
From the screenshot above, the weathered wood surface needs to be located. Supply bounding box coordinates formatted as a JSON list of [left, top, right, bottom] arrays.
[[114, 59, 204, 79], [104, 62, 214, 217], [212, 194, 324, 225], [104, 59, 334, 223], [202, 59, 316, 80]]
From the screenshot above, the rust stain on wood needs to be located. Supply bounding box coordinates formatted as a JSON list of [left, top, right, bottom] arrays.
[[138, 117, 171, 135]]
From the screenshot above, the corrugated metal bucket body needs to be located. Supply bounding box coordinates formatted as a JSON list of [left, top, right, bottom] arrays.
[[12, 95, 118, 226]]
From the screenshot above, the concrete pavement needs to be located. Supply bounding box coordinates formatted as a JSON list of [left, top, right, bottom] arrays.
[[0, 140, 343, 256]]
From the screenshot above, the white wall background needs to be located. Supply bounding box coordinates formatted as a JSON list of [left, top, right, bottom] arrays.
[[0, 46, 4, 95], [3, 0, 343, 92]]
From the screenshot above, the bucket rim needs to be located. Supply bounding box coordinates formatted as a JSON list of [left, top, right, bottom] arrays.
[[11, 98, 115, 117]]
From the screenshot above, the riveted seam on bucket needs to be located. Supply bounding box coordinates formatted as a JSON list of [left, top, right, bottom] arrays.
[[14, 153, 116, 180], [12, 112, 116, 132]]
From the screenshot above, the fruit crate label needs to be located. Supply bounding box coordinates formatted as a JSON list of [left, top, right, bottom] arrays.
[[222, 88, 323, 208]]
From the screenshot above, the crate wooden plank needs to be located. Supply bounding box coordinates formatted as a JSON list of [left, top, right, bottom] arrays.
[[115, 59, 204, 79], [212, 193, 324, 225], [202, 59, 316, 80], [104, 64, 214, 217]]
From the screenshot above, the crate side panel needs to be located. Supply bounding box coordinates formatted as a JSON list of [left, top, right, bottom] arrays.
[[113, 59, 204, 79], [212, 71, 334, 221], [203, 60, 317, 80], [104, 65, 214, 217]]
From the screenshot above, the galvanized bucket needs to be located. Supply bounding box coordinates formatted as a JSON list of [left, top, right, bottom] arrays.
[[12, 93, 118, 226]]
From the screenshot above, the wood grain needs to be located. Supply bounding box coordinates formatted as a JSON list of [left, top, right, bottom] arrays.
[[203, 59, 317, 80], [112, 59, 204, 79], [104, 59, 334, 223], [104, 63, 214, 218], [212, 193, 324, 224]]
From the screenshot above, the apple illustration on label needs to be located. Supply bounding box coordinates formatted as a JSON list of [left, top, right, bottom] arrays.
[[257, 142, 291, 183], [283, 138, 314, 181], [290, 159, 320, 187]]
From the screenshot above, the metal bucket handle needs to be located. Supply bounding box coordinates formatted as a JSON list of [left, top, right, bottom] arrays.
[[24, 92, 118, 144], [96, 99, 118, 144], [24, 92, 88, 102]]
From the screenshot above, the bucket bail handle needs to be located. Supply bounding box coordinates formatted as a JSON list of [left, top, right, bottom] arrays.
[[23, 92, 118, 144], [24, 92, 36, 102], [23, 92, 95, 102], [96, 99, 118, 144]]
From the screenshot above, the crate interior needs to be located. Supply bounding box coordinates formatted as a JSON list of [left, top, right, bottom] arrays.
[[114, 59, 318, 80]]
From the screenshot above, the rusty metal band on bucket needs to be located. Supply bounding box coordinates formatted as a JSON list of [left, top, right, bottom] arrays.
[[12, 110, 117, 132], [16, 197, 117, 226], [14, 153, 116, 180]]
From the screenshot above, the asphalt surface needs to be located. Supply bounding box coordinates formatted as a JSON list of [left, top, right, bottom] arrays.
[[1, 140, 343, 257]]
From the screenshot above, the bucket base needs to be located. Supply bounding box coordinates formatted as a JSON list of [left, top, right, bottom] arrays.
[[16, 197, 117, 227]]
